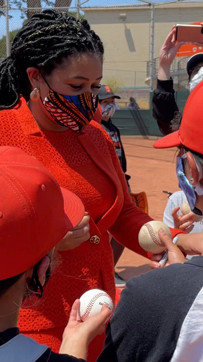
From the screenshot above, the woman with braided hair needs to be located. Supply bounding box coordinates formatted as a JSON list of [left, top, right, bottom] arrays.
[[0, 9, 181, 360]]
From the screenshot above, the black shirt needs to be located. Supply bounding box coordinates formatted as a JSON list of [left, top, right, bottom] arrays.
[[101, 118, 127, 174], [97, 256, 203, 362], [152, 78, 180, 135]]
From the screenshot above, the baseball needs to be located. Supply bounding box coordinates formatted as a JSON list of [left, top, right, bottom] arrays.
[[138, 220, 172, 254], [180, 200, 191, 215], [79, 289, 114, 322], [180, 200, 202, 222]]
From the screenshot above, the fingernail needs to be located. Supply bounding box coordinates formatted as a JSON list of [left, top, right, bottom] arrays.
[[159, 228, 165, 234]]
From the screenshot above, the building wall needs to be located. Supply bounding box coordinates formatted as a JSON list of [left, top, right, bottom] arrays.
[[83, 2, 203, 88]]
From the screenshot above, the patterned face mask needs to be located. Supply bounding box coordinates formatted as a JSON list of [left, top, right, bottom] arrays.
[[43, 89, 98, 132]]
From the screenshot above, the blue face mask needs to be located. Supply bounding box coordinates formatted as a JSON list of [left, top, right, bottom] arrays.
[[176, 155, 202, 216]]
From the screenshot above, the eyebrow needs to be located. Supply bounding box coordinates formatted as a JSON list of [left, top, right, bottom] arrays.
[[67, 76, 103, 81]]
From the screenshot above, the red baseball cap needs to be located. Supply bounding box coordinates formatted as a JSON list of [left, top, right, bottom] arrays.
[[154, 79, 203, 152], [0, 147, 85, 281]]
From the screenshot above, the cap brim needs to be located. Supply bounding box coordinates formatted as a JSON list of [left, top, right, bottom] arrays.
[[187, 53, 203, 74], [61, 188, 85, 230], [153, 130, 181, 149], [99, 95, 121, 100]]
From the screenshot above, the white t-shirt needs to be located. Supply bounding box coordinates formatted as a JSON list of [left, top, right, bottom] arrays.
[[163, 191, 203, 259], [163, 190, 203, 233]]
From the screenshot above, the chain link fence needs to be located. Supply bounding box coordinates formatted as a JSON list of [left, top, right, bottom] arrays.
[[0, 0, 77, 61]]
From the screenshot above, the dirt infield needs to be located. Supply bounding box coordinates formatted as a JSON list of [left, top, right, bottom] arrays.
[[115, 137, 179, 281]]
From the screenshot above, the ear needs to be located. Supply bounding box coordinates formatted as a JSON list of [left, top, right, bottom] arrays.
[[37, 256, 50, 286], [186, 152, 200, 185], [26, 67, 43, 89]]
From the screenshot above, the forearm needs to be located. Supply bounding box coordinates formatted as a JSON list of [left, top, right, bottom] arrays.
[[59, 337, 88, 360], [158, 65, 171, 80], [152, 78, 179, 135], [158, 64, 171, 80], [110, 206, 152, 257], [177, 232, 203, 255]]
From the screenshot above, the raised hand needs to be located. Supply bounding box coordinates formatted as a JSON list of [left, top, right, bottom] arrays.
[[158, 26, 184, 80]]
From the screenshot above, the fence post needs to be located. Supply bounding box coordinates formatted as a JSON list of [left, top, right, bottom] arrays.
[[5, 0, 10, 57], [149, 2, 154, 91], [76, 0, 80, 19]]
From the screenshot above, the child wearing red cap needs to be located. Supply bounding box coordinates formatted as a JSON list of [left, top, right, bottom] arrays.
[[0, 146, 110, 362], [98, 79, 203, 362]]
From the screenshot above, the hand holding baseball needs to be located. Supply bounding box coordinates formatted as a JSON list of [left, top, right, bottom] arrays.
[[150, 229, 186, 269], [138, 220, 172, 254], [56, 212, 90, 251], [59, 299, 111, 359]]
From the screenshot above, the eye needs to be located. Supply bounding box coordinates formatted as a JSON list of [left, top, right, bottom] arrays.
[[92, 84, 101, 89], [70, 85, 83, 90], [92, 84, 101, 95]]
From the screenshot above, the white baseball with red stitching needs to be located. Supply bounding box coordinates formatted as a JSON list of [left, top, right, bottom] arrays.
[[79, 288, 114, 322], [138, 220, 172, 254]]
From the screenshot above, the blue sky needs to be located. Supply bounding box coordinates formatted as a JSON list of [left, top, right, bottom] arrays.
[[0, 0, 201, 38]]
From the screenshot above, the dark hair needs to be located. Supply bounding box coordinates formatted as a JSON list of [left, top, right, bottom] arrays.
[[0, 260, 51, 299], [129, 97, 136, 103], [0, 9, 104, 110]]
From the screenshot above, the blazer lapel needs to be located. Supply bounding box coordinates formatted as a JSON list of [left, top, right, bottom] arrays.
[[78, 128, 124, 233], [78, 131, 119, 186]]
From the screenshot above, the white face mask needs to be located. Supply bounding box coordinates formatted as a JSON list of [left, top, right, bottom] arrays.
[[189, 66, 203, 93], [101, 103, 116, 119]]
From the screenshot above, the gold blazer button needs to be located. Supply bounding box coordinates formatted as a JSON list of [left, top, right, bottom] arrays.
[[90, 235, 100, 244]]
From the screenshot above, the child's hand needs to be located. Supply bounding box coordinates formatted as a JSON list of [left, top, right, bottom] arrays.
[[172, 206, 194, 232]]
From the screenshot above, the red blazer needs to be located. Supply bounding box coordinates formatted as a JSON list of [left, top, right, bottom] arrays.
[[0, 98, 178, 360]]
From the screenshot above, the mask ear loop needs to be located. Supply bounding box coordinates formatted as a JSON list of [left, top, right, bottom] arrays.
[[37, 69, 53, 108], [183, 152, 202, 182], [37, 68, 52, 89], [192, 154, 203, 182], [181, 153, 203, 216], [188, 153, 203, 215]]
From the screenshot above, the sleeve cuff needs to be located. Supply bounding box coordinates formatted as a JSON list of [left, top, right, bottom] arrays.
[[157, 78, 174, 93], [170, 228, 185, 239]]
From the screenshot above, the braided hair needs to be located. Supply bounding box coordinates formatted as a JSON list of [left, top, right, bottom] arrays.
[[0, 9, 104, 110]]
